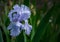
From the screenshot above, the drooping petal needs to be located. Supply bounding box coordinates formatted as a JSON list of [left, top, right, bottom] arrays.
[[7, 22, 23, 37], [24, 24, 32, 35], [24, 20, 32, 35], [10, 25, 20, 37], [7, 22, 14, 30]]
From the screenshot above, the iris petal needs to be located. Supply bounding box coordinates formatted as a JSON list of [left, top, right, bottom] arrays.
[[7, 22, 23, 37], [24, 20, 32, 35]]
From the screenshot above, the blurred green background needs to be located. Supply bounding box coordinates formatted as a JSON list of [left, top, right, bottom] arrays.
[[0, 0, 60, 42]]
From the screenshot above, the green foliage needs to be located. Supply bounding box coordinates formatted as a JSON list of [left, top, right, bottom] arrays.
[[0, 29, 3, 42]]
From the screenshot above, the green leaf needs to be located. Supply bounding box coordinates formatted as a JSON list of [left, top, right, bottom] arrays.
[[15, 31, 24, 42], [23, 0, 29, 6], [0, 29, 3, 42], [30, 0, 37, 40], [0, 21, 10, 42], [32, 4, 55, 42]]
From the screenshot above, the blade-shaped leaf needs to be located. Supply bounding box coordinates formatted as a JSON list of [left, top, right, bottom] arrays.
[[0, 29, 3, 42], [32, 4, 55, 42]]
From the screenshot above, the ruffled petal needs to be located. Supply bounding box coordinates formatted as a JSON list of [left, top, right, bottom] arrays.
[[24, 20, 32, 35], [7, 22, 23, 37], [10, 27, 20, 37], [13, 4, 20, 10], [8, 10, 20, 22], [18, 5, 31, 21]]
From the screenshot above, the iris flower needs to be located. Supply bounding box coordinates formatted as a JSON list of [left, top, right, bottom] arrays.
[[7, 4, 32, 37]]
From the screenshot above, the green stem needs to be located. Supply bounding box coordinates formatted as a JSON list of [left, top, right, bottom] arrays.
[[0, 20, 10, 42], [23, 32, 27, 42], [11, 37, 16, 42]]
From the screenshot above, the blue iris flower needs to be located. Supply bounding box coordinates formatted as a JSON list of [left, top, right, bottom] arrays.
[[7, 4, 32, 37]]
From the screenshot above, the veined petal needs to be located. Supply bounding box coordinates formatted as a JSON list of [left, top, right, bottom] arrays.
[[18, 5, 31, 21], [21, 4, 31, 15], [10, 27, 20, 37], [8, 10, 20, 22], [25, 25, 32, 35], [24, 20, 32, 35], [7, 22, 23, 37], [13, 4, 20, 10]]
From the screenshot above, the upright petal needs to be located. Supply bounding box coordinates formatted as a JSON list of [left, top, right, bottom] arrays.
[[19, 5, 31, 21], [8, 10, 20, 22], [13, 4, 20, 10]]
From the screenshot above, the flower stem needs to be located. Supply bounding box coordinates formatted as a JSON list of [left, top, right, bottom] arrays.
[[23, 32, 27, 42], [11, 37, 16, 42]]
